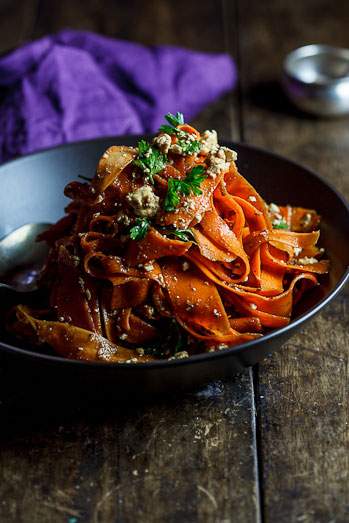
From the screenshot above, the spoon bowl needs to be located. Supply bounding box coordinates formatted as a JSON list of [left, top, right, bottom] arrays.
[[0, 223, 51, 292]]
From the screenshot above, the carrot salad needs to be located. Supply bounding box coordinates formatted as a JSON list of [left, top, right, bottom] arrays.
[[9, 112, 330, 362]]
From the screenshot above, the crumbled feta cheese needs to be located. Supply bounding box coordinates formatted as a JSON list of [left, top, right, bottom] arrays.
[[126, 185, 160, 218], [168, 351, 189, 360], [144, 147, 153, 158], [269, 203, 280, 214], [205, 148, 230, 177], [182, 261, 189, 271], [116, 213, 132, 226], [220, 146, 237, 162], [199, 130, 218, 154], [169, 143, 184, 155], [250, 303, 258, 310], [217, 343, 229, 350], [153, 133, 172, 154], [144, 261, 154, 272], [248, 196, 257, 202], [303, 213, 313, 227], [272, 218, 287, 227], [294, 247, 302, 256], [125, 358, 138, 364], [298, 256, 318, 265]]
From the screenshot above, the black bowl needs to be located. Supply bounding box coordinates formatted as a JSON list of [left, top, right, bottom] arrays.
[[0, 136, 348, 394]]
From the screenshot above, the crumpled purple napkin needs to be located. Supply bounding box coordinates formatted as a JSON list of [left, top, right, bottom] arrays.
[[0, 29, 237, 163]]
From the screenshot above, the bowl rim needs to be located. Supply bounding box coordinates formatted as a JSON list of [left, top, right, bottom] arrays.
[[0, 136, 348, 370], [283, 44, 349, 86]]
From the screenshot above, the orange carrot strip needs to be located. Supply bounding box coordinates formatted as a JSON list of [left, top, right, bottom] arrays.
[[13, 306, 155, 363], [160, 257, 232, 336], [90, 145, 136, 198]]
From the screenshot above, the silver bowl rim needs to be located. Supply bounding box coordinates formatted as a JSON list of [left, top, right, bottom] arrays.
[[284, 44, 349, 87]]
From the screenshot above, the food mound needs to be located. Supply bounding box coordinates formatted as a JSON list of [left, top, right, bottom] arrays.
[[9, 112, 330, 363]]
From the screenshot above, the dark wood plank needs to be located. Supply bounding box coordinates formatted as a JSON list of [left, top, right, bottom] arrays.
[[256, 290, 349, 523], [0, 373, 261, 523], [0, 0, 39, 54], [235, 0, 349, 521]]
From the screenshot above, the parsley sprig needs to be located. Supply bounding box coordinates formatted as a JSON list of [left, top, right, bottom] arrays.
[[158, 112, 185, 135], [129, 218, 150, 241], [164, 165, 207, 211], [133, 140, 167, 182], [178, 139, 202, 155], [162, 228, 196, 243], [158, 112, 202, 156], [273, 222, 288, 230]]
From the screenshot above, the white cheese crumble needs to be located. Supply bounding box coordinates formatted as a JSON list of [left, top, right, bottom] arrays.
[[169, 143, 184, 155], [153, 133, 172, 154], [248, 196, 257, 202], [168, 351, 189, 360], [298, 256, 318, 265], [144, 261, 154, 272], [199, 129, 218, 154], [126, 185, 160, 218], [182, 261, 189, 271], [269, 203, 280, 214], [250, 303, 258, 310], [272, 218, 287, 228], [205, 147, 233, 177], [220, 146, 237, 162], [302, 213, 313, 227]]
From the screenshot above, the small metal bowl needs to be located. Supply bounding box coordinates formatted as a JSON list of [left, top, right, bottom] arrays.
[[283, 44, 349, 116]]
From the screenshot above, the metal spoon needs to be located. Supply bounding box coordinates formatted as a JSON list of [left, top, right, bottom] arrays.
[[0, 223, 51, 293]]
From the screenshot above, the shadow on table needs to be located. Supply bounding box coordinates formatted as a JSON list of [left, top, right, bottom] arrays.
[[248, 80, 317, 118], [0, 359, 247, 444]]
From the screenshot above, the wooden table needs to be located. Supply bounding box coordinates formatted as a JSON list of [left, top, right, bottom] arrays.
[[0, 1, 348, 522]]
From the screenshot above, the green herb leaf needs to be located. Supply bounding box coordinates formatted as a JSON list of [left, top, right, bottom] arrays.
[[273, 222, 288, 230], [164, 165, 207, 211], [133, 140, 167, 182], [165, 112, 184, 127], [177, 138, 202, 155], [158, 113, 202, 155], [162, 228, 196, 243], [164, 178, 180, 211], [179, 165, 206, 196], [129, 218, 150, 241], [158, 124, 180, 136], [142, 344, 171, 358]]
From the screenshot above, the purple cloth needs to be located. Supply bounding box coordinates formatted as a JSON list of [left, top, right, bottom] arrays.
[[0, 29, 237, 163]]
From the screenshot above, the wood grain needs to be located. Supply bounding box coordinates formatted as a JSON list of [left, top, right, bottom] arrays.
[[0, 372, 261, 523], [0, 0, 39, 54], [235, 0, 349, 521]]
